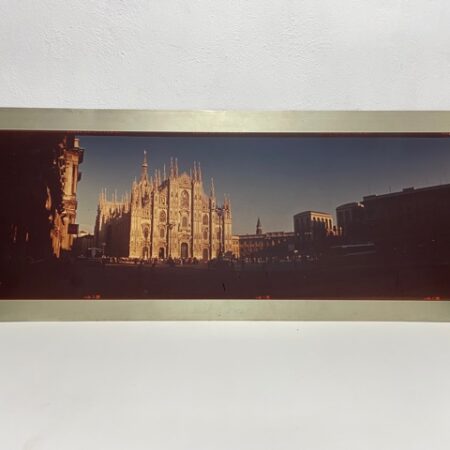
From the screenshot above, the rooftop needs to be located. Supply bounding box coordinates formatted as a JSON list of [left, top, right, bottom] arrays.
[[237, 231, 295, 239], [294, 210, 332, 217], [363, 183, 450, 201], [336, 202, 364, 210]]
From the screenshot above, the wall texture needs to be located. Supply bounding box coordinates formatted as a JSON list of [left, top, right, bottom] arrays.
[[1, 1, 450, 450], [1, 0, 449, 109]]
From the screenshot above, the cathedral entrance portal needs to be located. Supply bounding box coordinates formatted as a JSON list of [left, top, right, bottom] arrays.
[[180, 242, 189, 259], [159, 247, 165, 259], [202, 248, 209, 260]]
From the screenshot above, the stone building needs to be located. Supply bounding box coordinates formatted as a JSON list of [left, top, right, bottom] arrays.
[[73, 231, 95, 257], [338, 184, 450, 259], [0, 133, 83, 262], [238, 218, 295, 259], [336, 202, 365, 243], [293, 211, 334, 240], [95, 153, 233, 260], [231, 236, 240, 258], [293, 211, 336, 254], [52, 137, 84, 256]]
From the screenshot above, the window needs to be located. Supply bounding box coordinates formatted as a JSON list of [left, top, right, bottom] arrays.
[[181, 190, 189, 209], [203, 214, 209, 225], [71, 165, 77, 194], [159, 210, 166, 223], [182, 216, 188, 228], [160, 227, 165, 238], [203, 229, 208, 240]]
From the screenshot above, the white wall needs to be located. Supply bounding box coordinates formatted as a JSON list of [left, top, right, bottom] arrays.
[[1, 2, 450, 450], [1, 0, 449, 110]]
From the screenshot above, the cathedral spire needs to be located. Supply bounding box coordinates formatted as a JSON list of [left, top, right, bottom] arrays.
[[198, 162, 202, 182], [256, 217, 262, 235], [224, 193, 230, 209], [193, 161, 197, 180], [175, 157, 179, 177], [170, 157, 174, 178], [163, 164, 166, 180], [210, 177, 215, 198], [141, 150, 149, 181]]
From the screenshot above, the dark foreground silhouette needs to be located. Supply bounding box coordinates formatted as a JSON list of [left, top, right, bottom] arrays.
[[1, 258, 449, 300]]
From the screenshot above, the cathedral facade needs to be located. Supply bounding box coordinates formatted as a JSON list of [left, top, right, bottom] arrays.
[[94, 153, 233, 260]]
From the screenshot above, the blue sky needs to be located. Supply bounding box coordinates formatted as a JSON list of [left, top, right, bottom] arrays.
[[76, 136, 450, 234]]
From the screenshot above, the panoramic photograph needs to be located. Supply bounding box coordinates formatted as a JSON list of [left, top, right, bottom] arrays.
[[0, 133, 449, 300]]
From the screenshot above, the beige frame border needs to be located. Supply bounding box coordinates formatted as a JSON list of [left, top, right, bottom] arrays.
[[1, 108, 449, 322], [1, 108, 450, 133]]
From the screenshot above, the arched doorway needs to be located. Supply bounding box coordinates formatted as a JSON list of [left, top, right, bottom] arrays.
[[159, 247, 165, 259], [180, 242, 189, 259], [142, 246, 149, 260], [202, 248, 209, 260]]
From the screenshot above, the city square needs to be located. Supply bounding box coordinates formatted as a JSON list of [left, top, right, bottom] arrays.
[[1, 132, 449, 300]]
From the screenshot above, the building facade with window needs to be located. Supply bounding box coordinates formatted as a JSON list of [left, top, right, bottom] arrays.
[[0, 133, 83, 262], [335, 183, 450, 260], [293, 211, 334, 240], [336, 202, 365, 243], [293, 211, 337, 254], [95, 153, 233, 260], [237, 218, 295, 259], [359, 184, 450, 255]]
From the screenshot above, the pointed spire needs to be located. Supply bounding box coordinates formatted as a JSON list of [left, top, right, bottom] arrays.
[[198, 162, 202, 182], [210, 177, 215, 198], [256, 217, 262, 235], [141, 150, 149, 181], [193, 161, 197, 180], [170, 157, 174, 178], [163, 164, 166, 180], [175, 157, 179, 177]]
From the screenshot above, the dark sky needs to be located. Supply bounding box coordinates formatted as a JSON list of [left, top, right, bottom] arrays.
[[76, 136, 450, 234]]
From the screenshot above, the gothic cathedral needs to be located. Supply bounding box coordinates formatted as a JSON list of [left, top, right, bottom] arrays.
[[94, 152, 233, 260]]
